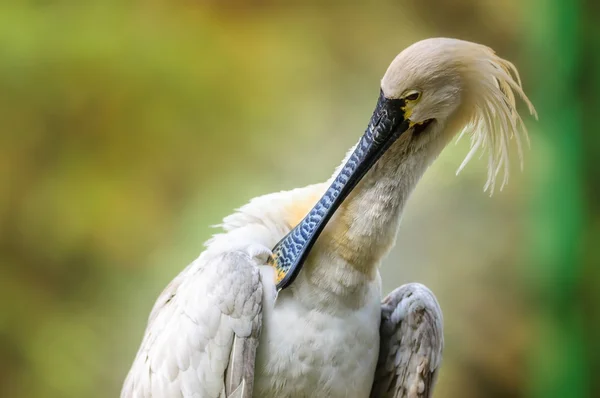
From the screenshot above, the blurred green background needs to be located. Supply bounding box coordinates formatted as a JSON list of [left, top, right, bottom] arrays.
[[1, 1, 598, 397]]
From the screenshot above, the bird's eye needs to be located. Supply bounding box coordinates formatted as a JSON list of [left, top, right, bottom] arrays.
[[405, 91, 421, 101]]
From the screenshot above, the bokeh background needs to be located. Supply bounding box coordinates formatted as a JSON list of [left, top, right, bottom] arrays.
[[1, 1, 598, 397]]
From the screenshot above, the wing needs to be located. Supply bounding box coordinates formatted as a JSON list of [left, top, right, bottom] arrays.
[[121, 239, 271, 398], [370, 283, 444, 398]]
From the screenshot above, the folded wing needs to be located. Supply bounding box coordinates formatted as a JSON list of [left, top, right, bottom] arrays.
[[371, 283, 444, 398], [121, 242, 268, 398]]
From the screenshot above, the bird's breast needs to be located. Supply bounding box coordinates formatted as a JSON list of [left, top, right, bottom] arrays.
[[254, 266, 382, 398]]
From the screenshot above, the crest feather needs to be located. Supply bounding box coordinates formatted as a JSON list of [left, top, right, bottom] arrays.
[[455, 45, 537, 194]]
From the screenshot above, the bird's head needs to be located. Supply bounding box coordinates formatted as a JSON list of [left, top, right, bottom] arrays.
[[379, 37, 537, 191]]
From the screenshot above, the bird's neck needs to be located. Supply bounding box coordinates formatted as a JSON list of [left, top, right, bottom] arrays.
[[292, 129, 453, 308]]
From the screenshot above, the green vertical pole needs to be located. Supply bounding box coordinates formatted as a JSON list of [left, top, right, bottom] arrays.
[[580, 0, 600, 396], [526, 0, 589, 396]]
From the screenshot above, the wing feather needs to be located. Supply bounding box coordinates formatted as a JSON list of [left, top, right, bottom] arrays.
[[371, 283, 444, 398], [121, 238, 269, 398]]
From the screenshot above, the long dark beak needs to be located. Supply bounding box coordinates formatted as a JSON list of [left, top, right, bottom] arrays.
[[269, 90, 409, 290]]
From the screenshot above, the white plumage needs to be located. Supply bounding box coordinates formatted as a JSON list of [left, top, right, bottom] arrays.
[[122, 38, 535, 398]]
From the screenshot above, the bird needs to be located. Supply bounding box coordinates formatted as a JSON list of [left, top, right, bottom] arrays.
[[121, 37, 536, 398]]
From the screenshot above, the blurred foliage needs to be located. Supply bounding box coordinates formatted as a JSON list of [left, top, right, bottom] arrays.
[[0, 1, 597, 397]]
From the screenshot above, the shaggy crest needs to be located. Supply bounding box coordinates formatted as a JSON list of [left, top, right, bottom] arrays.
[[454, 44, 538, 193]]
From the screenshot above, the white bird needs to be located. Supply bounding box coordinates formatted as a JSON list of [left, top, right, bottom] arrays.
[[121, 38, 536, 398]]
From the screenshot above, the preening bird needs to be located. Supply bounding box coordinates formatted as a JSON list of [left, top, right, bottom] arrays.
[[122, 38, 536, 398]]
